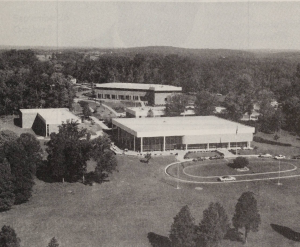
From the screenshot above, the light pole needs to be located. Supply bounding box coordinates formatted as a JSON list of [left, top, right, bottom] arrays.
[[176, 162, 180, 190], [277, 160, 282, 186]]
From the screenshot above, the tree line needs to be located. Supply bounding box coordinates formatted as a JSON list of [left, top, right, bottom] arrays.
[[1, 48, 300, 134], [0, 122, 117, 212], [148, 191, 261, 247]]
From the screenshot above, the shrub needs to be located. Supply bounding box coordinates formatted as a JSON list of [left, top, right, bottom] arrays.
[[232, 157, 249, 169]]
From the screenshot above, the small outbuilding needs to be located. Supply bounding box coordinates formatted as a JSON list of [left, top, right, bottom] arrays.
[[19, 108, 80, 137]]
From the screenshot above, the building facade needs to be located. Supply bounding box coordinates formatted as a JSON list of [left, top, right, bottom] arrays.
[[112, 116, 255, 152], [19, 108, 80, 137], [95, 82, 182, 106]]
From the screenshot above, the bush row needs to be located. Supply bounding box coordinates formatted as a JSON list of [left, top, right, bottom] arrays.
[[253, 136, 291, 147]]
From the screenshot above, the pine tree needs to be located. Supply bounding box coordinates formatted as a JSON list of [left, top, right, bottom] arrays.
[[169, 205, 197, 247], [0, 225, 20, 247], [47, 237, 59, 247], [232, 191, 261, 243], [197, 202, 229, 247], [0, 159, 15, 211]]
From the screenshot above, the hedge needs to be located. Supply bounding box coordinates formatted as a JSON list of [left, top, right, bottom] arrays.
[[253, 136, 291, 147]]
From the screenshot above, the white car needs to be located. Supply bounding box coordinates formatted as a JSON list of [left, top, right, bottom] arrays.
[[236, 167, 250, 172], [218, 176, 236, 182], [274, 155, 286, 160], [259, 153, 273, 158]]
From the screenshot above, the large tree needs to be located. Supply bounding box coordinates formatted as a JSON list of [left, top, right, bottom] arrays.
[[46, 121, 90, 182], [3, 140, 35, 204], [0, 159, 15, 211], [232, 191, 261, 243], [90, 136, 117, 182], [169, 205, 197, 247], [197, 202, 229, 247], [194, 90, 216, 116], [0, 225, 20, 247], [82, 102, 92, 119], [165, 94, 188, 117]]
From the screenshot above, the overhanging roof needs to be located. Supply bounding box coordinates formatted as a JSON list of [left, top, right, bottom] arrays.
[[95, 82, 182, 92], [112, 116, 255, 138]]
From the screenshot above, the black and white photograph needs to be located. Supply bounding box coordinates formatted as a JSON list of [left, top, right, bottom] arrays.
[[0, 0, 300, 246]]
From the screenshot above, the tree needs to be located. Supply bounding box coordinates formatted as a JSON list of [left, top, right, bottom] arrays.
[[144, 153, 152, 164], [197, 202, 229, 247], [17, 133, 43, 174], [232, 157, 249, 169], [0, 159, 15, 211], [0, 131, 18, 148], [3, 140, 35, 204], [194, 90, 216, 116], [82, 102, 92, 119], [147, 109, 154, 118], [169, 205, 197, 247], [0, 225, 20, 247], [90, 136, 117, 182], [232, 191, 261, 243], [165, 94, 188, 117], [47, 237, 59, 247], [46, 121, 90, 182]]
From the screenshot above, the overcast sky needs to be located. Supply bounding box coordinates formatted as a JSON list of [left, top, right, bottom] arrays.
[[0, 1, 300, 50]]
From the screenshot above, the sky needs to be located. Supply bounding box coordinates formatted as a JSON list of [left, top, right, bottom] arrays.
[[0, 1, 300, 50]]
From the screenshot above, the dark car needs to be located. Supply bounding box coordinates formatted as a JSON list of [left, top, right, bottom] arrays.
[[292, 155, 300, 160]]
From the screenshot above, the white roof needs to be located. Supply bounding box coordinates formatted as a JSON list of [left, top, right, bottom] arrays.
[[20, 108, 80, 125], [95, 82, 182, 92], [112, 116, 255, 138]]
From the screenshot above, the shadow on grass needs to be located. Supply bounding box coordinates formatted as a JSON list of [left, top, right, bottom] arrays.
[[270, 224, 300, 241], [224, 228, 244, 243], [147, 232, 171, 247], [84, 171, 110, 186]]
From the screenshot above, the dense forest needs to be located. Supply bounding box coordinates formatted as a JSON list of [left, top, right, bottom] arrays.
[[1, 47, 300, 134]]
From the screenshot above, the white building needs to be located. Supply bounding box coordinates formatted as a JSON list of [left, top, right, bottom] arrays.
[[95, 82, 182, 106], [112, 116, 255, 152]]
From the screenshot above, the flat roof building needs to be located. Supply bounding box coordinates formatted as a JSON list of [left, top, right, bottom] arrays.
[[112, 116, 255, 152], [19, 108, 80, 137], [95, 82, 182, 106]]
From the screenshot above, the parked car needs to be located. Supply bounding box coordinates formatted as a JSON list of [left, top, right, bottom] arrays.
[[274, 155, 286, 160], [259, 153, 273, 158], [236, 167, 250, 172], [209, 155, 224, 160], [218, 176, 236, 182]]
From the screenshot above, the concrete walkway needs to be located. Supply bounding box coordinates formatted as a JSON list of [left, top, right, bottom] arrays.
[[90, 116, 111, 130]]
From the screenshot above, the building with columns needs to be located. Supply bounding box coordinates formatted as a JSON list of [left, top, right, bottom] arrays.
[[95, 82, 182, 106], [111, 116, 255, 152]]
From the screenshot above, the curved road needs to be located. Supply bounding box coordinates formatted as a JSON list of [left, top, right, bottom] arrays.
[[165, 158, 300, 184]]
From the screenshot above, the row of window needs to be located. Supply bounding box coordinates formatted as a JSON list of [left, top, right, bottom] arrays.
[[98, 94, 139, 100]]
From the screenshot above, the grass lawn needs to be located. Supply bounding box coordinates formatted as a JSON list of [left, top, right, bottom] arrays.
[[183, 160, 294, 177], [0, 115, 35, 136], [1, 154, 300, 247]]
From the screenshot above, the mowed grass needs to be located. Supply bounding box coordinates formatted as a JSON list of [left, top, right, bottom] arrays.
[[183, 159, 295, 177], [1, 154, 300, 247]]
